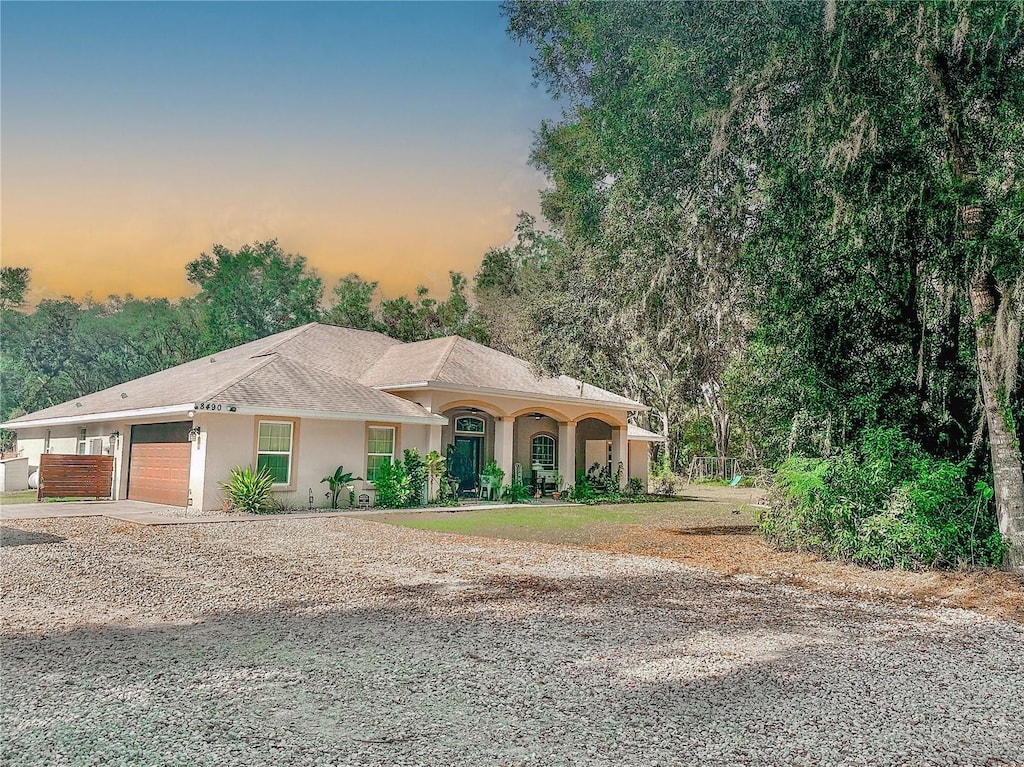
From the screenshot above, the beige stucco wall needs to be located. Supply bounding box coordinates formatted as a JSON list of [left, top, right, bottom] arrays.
[[193, 413, 432, 511], [628, 442, 651, 491]]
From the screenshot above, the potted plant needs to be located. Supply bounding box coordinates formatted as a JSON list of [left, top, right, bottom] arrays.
[[552, 474, 564, 500], [480, 461, 505, 500]]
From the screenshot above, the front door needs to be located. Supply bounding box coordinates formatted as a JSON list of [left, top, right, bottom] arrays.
[[450, 436, 482, 493]]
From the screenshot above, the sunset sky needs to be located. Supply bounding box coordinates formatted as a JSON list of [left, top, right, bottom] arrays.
[[1, 1, 559, 304]]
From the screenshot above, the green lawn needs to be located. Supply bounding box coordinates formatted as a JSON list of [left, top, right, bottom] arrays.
[[362, 489, 760, 549]]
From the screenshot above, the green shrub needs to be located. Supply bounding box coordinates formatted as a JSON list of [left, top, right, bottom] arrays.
[[624, 477, 644, 496], [403, 449, 426, 506], [760, 428, 1006, 569], [433, 475, 459, 506], [566, 461, 627, 504], [374, 460, 412, 509], [222, 465, 275, 514], [501, 482, 532, 503]]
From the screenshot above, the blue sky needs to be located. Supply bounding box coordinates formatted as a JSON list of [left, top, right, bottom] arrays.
[[1, 1, 560, 300]]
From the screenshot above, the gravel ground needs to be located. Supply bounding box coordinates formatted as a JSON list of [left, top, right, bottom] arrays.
[[1, 516, 1022, 767]]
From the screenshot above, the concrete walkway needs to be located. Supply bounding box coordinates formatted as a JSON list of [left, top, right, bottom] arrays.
[[0, 498, 572, 526]]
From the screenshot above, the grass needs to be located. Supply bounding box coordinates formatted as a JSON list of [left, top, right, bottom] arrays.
[[364, 490, 758, 550], [0, 490, 37, 504]]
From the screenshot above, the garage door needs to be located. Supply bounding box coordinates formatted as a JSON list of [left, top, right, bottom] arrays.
[[128, 422, 192, 506]]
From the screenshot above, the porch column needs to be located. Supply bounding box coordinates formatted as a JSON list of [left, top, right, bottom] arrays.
[[494, 417, 514, 482], [558, 420, 576, 487], [610, 426, 628, 488], [428, 424, 442, 454]]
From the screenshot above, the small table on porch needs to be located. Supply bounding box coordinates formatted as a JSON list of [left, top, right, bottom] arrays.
[[533, 469, 559, 496]]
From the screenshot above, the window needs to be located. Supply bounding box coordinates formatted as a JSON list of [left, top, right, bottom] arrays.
[[367, 426, 395, 483], [531, 435, 556, 470], [257, 421, 293, 485], [455, 416, 484, 433], [44, 430, 51, 454], [77, 428, 87, 455]]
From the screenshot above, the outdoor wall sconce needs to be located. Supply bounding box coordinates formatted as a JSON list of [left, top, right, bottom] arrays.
[[108, 431, 120, 447], [187, 426, 201, 442]]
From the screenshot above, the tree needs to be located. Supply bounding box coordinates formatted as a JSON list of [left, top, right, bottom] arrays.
[[323, 274, 380, 331], [185, 240, 324, 352], [0, 267, 30, 312], [504, 1, 1023, 563]]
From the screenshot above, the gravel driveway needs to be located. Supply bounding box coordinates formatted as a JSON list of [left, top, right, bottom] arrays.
[[1, 516, 1022, 767]]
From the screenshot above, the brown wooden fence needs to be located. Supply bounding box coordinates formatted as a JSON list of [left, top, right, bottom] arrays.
[[38, 454, 114, 500]]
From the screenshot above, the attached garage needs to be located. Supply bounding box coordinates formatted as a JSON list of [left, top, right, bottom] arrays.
[[127, 421, 192, 506]]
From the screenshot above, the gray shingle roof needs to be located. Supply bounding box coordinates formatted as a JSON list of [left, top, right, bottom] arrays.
[[361, 335, 643, 407], [207, 356, 434, 420], [5, 323, 644, 427]]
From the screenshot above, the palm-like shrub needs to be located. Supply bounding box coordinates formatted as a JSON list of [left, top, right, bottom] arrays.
[[222, 465, 275, 514], [321, 465, 360, 509]]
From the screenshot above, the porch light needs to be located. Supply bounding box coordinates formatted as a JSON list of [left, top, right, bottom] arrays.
[[108, 431, 120, 447], [532, 413, 543, 420], [187, 426, 201, 442]]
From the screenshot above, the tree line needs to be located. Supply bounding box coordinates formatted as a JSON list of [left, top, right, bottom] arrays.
[[479, 0, 1022, 565]]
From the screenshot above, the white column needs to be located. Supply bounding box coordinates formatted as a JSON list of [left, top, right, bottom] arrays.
[[494, 417, 514, 482], [610, 426, 628, 488], [428, 424, 442, 454], [558, 420, 576, 487]]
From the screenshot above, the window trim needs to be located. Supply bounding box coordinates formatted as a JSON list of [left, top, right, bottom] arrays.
[[531, 433, 556, 470], [255, 419, 296, 489], [365, 424, 397, 485], [454, 416, 485, 434], [77, 428, 87, 456]]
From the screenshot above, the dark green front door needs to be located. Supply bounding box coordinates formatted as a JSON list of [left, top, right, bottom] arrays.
[[451, 436, 482, 493]]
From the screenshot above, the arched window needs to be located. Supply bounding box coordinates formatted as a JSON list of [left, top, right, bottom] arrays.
[[531, 435, 556, 470], [455, 416, 485, 434]]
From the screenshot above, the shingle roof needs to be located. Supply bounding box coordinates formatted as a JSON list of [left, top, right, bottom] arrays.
[[627, 424, 666, 442], [5, 323, 645, 427], [4, 324, 434, 426], [207, 356, 433, 420], [361, 336, 644, 408]]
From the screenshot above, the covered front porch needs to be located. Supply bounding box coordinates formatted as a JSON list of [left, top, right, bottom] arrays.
[[438, 403, 631, 496]]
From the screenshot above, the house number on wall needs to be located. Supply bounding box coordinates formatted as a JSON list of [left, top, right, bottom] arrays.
[[194, 402, 223, 411]]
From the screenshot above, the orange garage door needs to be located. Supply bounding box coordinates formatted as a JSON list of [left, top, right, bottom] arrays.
[[128, 422, 192, 506]]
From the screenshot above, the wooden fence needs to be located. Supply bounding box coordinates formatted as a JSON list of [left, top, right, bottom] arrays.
[[38, 454, 114, 500]]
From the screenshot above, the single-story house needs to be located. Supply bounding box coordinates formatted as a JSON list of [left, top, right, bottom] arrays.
[[2, 323, 664, 510]]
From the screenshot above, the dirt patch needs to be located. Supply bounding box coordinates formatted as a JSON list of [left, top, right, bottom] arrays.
[[593, 522, 1024, 624], [661, 525, 755, 536]]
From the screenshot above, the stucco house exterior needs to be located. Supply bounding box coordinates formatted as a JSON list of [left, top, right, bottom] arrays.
[[2, 323, 663, 510]]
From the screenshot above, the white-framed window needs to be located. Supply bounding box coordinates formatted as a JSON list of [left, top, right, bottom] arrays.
[[455, 416, 485, 434], [531, 434, 556, 470], [257, 420, 293, 485], [367, 426, 396, 483], [44, 430, 52, 454], [77, 428, 87, 455]]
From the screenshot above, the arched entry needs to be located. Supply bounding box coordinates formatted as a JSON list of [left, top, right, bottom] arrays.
[[449, 414, 485, 494]]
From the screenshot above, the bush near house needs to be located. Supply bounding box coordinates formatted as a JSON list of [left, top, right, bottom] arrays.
[[222, 465, 275, 514], [760, 428, 1006, 569], [374, 449, 429, 509]]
